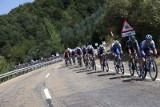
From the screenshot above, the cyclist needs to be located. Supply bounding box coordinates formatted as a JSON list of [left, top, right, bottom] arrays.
[[71, 48, 76, 64], [75, 47, 83, 66], [140, 34, 158, 70], [126, 35, 140, 62], [98, 44, 107, 68], [75, 47, 83, 57], [110, 40, 123, 62], [63, 48, 71, 65], [86, 45, 95, 66], [82, 45, 87, 64], [86, 45, 95, 57]]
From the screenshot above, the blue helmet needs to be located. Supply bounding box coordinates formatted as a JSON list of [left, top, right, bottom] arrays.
[[145, 34, 152, 41]]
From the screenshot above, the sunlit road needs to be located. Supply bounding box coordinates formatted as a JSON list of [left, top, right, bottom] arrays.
[[0, 60, 160, 107]]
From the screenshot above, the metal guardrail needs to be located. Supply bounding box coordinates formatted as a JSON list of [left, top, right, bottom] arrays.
[[0, 57, 63, 83]]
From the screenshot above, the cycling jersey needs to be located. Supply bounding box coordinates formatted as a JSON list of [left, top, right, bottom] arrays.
[[110, 42, 122, 57], [76, 47, 83, 56], [86, 46, 95, 56], [140, 40, 156, 50], [126, 39, 139, 54], [82, 47, 87, 55], [140, 40, 156, 58], [64, 51, 70, 58], [126, 40, 139, 49], [98, 46, 106, 55]]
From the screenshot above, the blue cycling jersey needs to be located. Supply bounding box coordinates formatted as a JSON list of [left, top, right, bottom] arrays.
[[110, 42, 122, 52], [140, 40, 156, 50]]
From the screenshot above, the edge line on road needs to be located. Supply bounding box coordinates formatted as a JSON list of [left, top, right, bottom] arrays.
[[45, 73, 50, 79], [44, 88, 52, 99]]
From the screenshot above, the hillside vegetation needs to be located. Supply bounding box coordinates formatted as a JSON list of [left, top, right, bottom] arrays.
[[0, 0, 160, 73]]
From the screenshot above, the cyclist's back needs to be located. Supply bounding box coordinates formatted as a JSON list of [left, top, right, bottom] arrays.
[[76, 47, 83, 56], [82, 46, 87, 55], [86, 45, 95, 56], [126, 39, 139, 49], [140, 40, 155, 50]]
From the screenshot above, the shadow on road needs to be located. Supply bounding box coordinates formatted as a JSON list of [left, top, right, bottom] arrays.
[[76, 69, 88, 73], [122, 77, 153, 82], [68, 66, 80, 69], [97, 72, 117, 77], [109, 75, 131, 80], [86, 70, 104, 74], [122, 78, 143, 82]]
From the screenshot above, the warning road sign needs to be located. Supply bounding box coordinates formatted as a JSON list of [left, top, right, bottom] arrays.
[[121, 19, 135, 37]]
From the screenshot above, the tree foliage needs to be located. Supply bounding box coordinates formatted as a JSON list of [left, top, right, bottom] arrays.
[[0, 0, 160, 72]]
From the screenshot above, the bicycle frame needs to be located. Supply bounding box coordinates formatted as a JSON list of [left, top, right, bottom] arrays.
[[141, 55, 158, 81]]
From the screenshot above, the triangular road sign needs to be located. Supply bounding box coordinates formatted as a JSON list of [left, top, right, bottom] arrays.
[[121, 19, 135, 33]]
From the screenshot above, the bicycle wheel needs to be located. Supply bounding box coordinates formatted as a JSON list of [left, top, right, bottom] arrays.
[[79, 58, 82, 67], [120, 61, 124, 74], [102, 59, 105, 71], [114, 61, 119, 73], [92, 61, 96, 71], [149, 60, 158, 81], [141, 65, 147, 80], [88, 61, 91, 69], [128, 61, 134, 76], [105, 61, 109, 72], [135, 62, 141, 77]]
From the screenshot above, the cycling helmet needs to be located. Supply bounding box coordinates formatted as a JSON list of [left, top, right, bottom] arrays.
[[82, 45, 86, 48], [88, 45, 92, 49], [99, 44, 103, 48], [114, 40, 119, 44], [145, 34, 152, 41], [102, 41, 106, 45], [130, 35, 135, 40]]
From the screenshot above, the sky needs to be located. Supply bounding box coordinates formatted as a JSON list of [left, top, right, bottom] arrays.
[[0, 0, 34, 15]]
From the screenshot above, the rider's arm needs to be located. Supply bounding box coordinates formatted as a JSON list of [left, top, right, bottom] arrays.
[[152, 41, 157, 55], [119, 44, 123, 54], [135, 40, 140, 53], [92, 48, 95, 56], [140, 41, 145, 56]]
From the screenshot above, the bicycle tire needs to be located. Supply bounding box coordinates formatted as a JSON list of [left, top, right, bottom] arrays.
[[120, 61, 124, 74], [141, 65, 147, 80], [135, 62, 141, 77], [149, 60, 158, 81], [128, 61, 134, 76], [106, 61, 109, 72], [102, 59, 105, 71], [114, 61, 119, 73]]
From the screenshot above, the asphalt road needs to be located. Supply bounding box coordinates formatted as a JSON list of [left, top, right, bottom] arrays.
[[0, 60, 160, 107]]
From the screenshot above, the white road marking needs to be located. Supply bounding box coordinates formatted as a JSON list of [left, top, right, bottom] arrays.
[[45, 73, 50, 79], [96, 64, 160, 81], [44, 88, 52, 99], [109, 69, 115, 72], [96, 64, 101, 68]]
